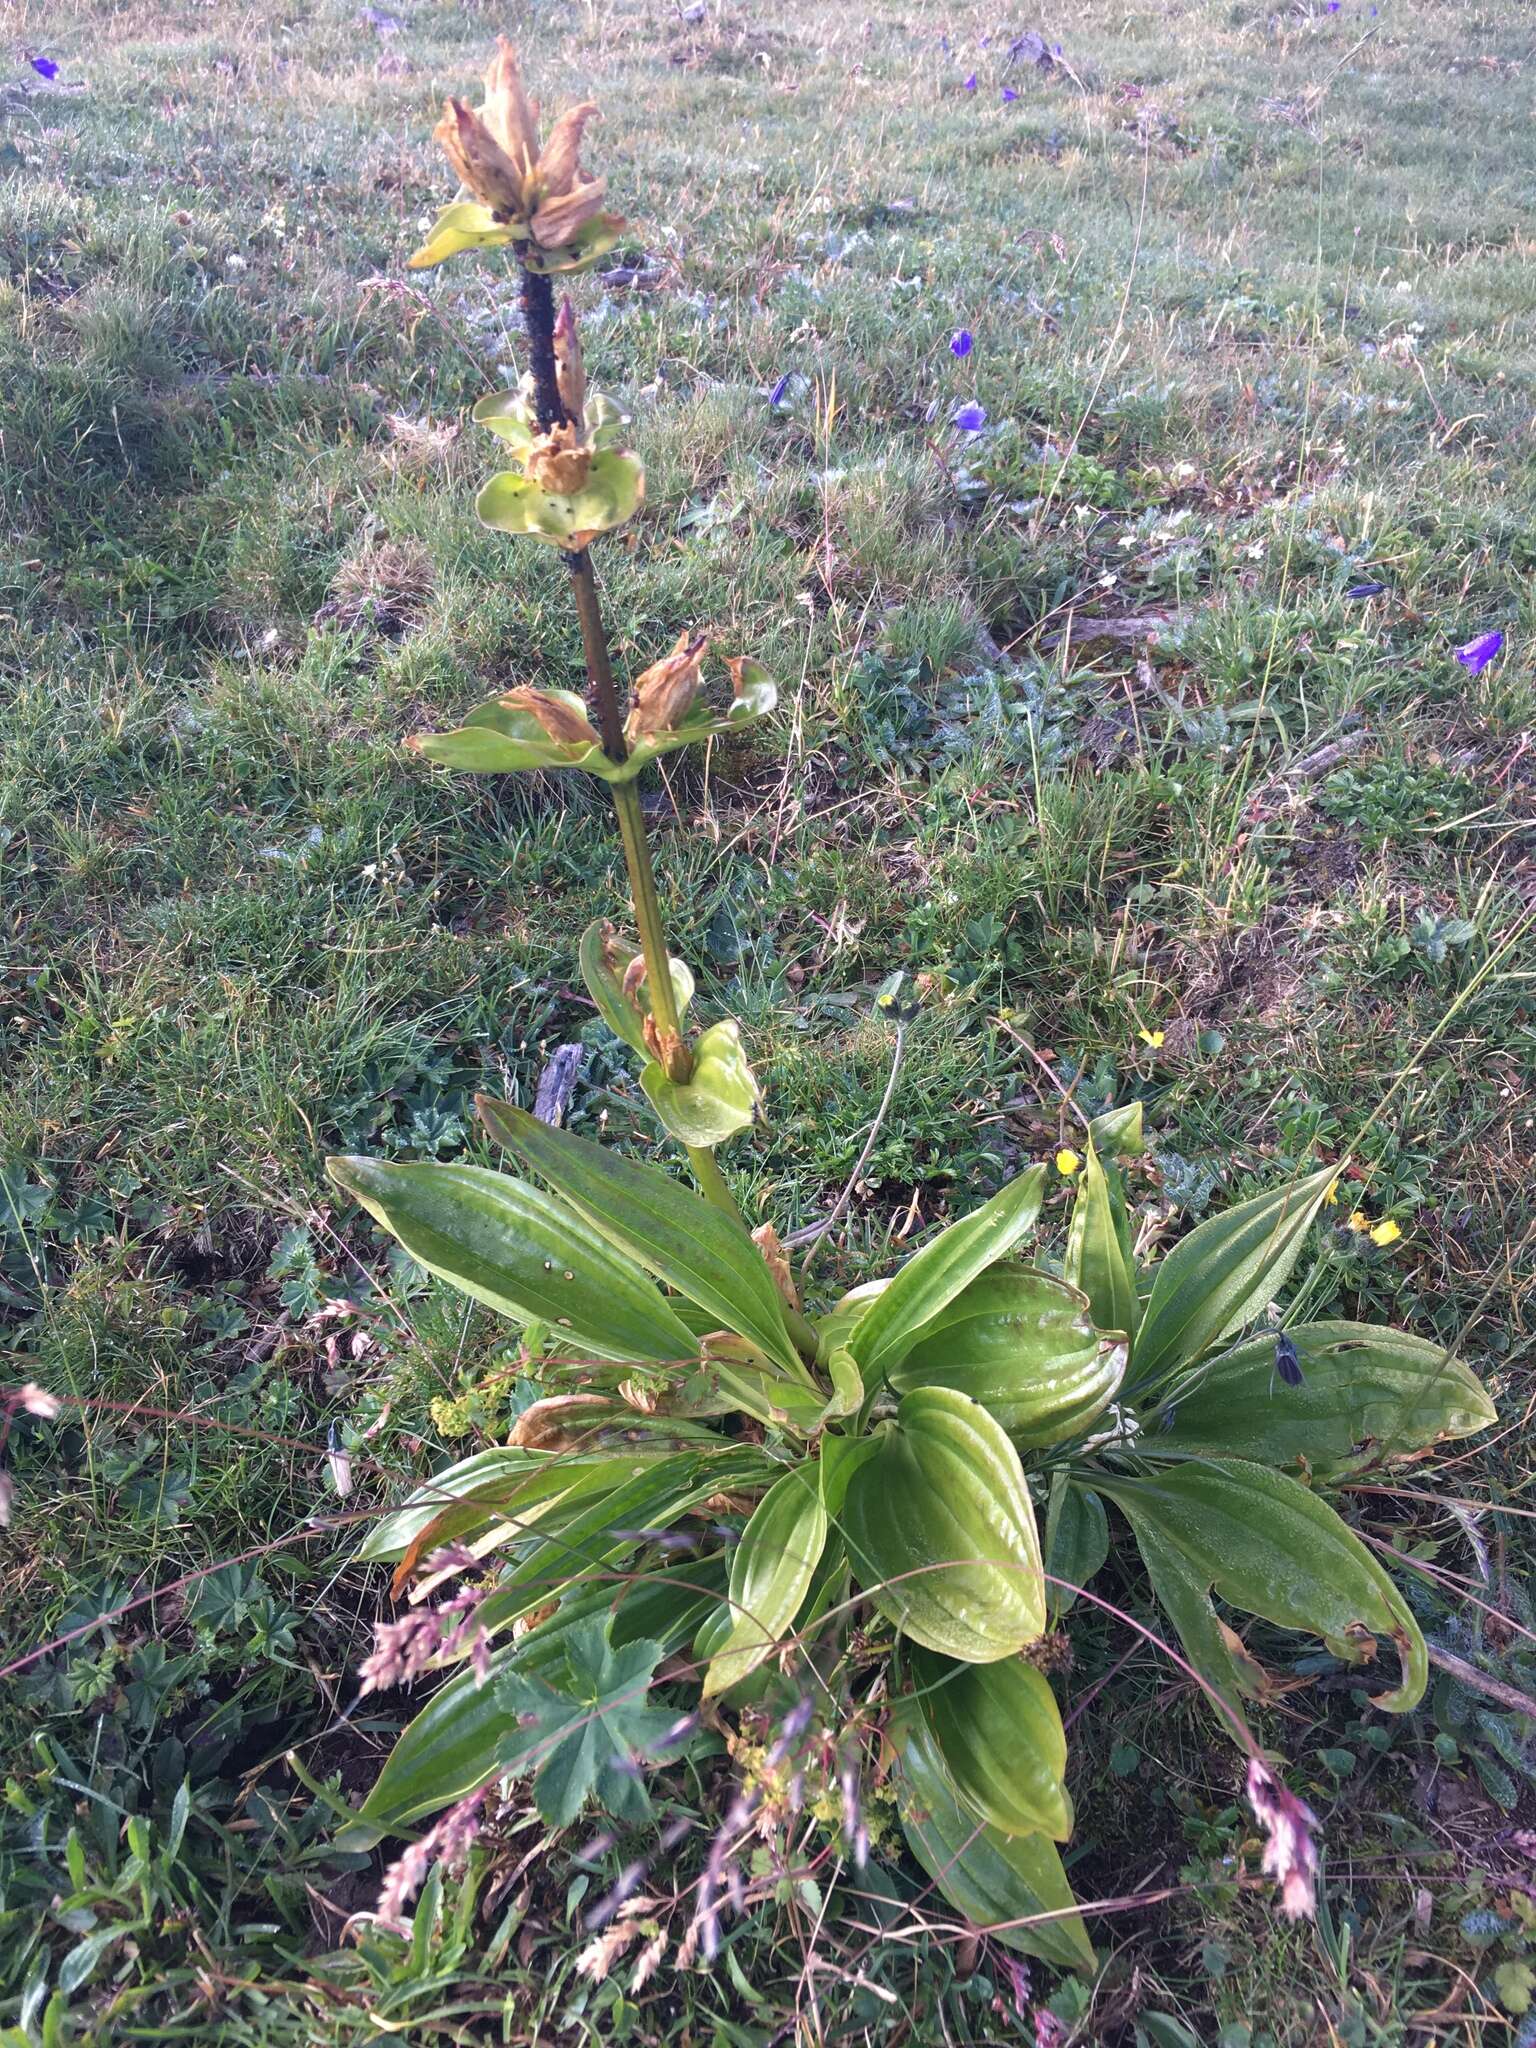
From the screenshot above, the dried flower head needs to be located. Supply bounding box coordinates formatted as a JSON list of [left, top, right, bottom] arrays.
[[523, 420, 595, 495], [430, 39, 613, 252], [626, 633, 709, 739], [500, 686, 601, 749]]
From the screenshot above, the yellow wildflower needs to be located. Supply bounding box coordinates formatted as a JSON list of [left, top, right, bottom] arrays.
[[1346, 1211, 1369, 1233], [1370, 1219, 1402, 1247], [1139, 1028, 1165, 1049], [1056, 1148, 1081, 1177]]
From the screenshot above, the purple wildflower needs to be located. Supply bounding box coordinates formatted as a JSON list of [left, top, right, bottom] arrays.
[[30, 55, 59, 80], [1454, 629, 1503, 675], [1002, 86, 1019, 102], [767, 372, 791, 407], [950, 328, 973, 358], [357, 1586, 489, 1695], [1346, 580, 1386, 598], [1326, 1, 1340, 11], [376, 1786, 488, 1929], [1246, 1757, 1319, 1919], [953, 402, 987, 432], [963, 73, 977, 92]]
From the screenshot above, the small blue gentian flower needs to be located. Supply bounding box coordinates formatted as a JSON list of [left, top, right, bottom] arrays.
[[1454, 630, 1503, 674], [953, 403, 987, 432], [1273, 1331, 1304, 1389], [767, 372, 791, 408], [950, 329, 973, 359], [963, 72, 977, 92], [1002, 86, 1019, 102], [30, 54, 59, 79]]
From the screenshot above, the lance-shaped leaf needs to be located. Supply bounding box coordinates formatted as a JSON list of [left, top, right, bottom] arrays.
[[579, 920, 694, 1057], [1131, 1165, 1337, 1383], [1095, 1457, 1427, 1712], [906, 1645, 1072, 1840], [843, 1387, 1045, 1662], [408, 690, 610, 776], [888, 1267, 1125, 1446], [408, 199, 523, 269], [477, 1098, 807, 1380], [1044, 1474, 1110, 1620], [641, 1018, 759, 1149], [477, 448, 644, 552], [1064, 1138, 1138, 1344], [341, 1559, 727, 1845], [471, 1446, 776, 1642], [702, 1464, 827, 1696], [326, 1158, 697, 1365], [891, 1710, 1095, 1972], [1156, 1321, 1497, 1480], [848, 1167, 1046, 1380]]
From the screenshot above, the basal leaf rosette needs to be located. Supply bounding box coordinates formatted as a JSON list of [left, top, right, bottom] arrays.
[[409, 39, 625, 276]]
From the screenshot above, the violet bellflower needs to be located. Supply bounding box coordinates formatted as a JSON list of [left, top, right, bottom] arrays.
[[31, 55, 59, 79], [950, 328, 973, 358], [953, 402, 987, 432], [1454, 629, 1503, 675]]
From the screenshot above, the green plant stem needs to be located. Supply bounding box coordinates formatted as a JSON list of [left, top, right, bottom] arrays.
[[516, 253, 771, 1235]]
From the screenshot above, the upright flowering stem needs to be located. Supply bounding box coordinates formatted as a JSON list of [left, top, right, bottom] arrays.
[[516, 261, 744, 1224]]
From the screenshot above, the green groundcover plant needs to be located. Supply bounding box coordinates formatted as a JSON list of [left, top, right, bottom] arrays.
[[325, 42, 1498, 1974]]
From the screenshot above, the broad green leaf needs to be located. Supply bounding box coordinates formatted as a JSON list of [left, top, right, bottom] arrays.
[[843, 1388, 1044, 1662], [1045, 1475, 1110, 1620], [579, 920, 694, 1057], [703, 1465, 827, 1695], [359, 1446, 552, 1562], [820, 1347, 864, 1425], [1064, 1140, 1138, 1343], [341, 1562, 726, 1844], [1132, 1165, 1338, 1383], [1156, 1321, 1497, 1479], [407, 200, 521, 269], [1088, 1100, 1145, 1157], [477, 1098, 806, 1379], [848, 1167, 1047, 1379], [408, 688, 610, 776], [1122, 1515, 1265, 1724], [889, 1268, 1125, 1446], [641, 1018, 759, 1148], [326, 1157, 696, 1364], [906, 1645, 1071, 1840], [891, 1710, 1095, 1972], [819, 1432, 880, 1518], [1096, 1457, 1427, 1712], [499, 1618, 678, 1826], [476, 448, 644, 552]]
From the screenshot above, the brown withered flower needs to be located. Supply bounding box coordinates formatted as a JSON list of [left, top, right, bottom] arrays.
[[523, 421, 594, 495], [431, 39, 612, 249], [500, 686, 600, 749], [625, 632, 710, 739]]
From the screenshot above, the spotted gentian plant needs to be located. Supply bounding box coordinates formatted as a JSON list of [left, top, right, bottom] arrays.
[[328, 44, 1498, 1974]]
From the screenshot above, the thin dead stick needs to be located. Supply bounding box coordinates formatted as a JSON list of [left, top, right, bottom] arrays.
[[1425, 1643, 1536, 1723]]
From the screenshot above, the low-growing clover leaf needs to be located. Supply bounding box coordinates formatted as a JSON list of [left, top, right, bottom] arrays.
[[496, 1617, 680, 1827]]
